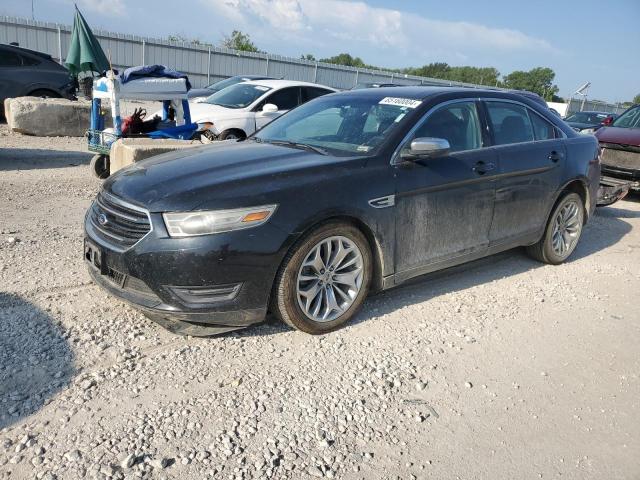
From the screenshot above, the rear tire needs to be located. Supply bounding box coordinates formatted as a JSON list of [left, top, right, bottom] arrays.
[[527, 192, 584, 264], [271, 221, 372, 334], [90, 154, 110, 179], [28, 89, 61, 98]]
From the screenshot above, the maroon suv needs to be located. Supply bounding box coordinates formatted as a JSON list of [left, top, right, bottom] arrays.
[[595, 104, 640, 189]]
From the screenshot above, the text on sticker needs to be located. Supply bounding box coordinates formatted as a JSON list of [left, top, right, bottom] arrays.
[[379, 97, 422, 108]]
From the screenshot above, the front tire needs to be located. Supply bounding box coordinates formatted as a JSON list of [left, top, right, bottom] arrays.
[[90, 154, 110, 179], [271, 222, 372, 334], [527, 192, 584, 264], [219, 129, 246, 141]]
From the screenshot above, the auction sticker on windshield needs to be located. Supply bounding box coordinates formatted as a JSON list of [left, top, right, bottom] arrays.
[[379, 97, 422, 108]]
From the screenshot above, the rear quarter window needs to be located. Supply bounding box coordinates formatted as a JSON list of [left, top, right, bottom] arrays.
[[529, 110, 556, 140]]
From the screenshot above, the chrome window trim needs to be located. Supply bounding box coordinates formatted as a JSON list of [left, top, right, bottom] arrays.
[[391, 97, 483, 165]]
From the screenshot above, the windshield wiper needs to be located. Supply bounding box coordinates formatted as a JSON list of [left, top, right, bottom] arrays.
[[264, 140, 329, 155]]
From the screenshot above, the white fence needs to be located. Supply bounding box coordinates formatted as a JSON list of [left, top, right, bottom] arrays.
[[1, 15, 480, 91]]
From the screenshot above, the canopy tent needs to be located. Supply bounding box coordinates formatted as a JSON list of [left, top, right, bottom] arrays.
[[65, 6, 110, 75]]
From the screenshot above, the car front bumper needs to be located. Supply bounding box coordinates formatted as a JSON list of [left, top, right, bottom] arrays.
[[84, 207, 290, 335]]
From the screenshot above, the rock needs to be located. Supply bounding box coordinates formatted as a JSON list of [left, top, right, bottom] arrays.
[[308, 465, 324, 477], [5, 97, 111, 137], [110, 138, 202, 175], [465, 382, 473, 388], [415, 381, 427, 391], [150, 457, 171, 469], [6, 237, 18, 245], [120, 453, 136, 469], [64, 449, 82, 462]]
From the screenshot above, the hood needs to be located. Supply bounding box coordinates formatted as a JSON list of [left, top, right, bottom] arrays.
[[595, 126, 640, 147], [104, 141, 355, 212], [188, 103, 243, 123], [187, 88, 214, 99]]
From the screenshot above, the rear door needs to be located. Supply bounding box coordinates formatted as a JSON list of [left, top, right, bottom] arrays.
[[483, 100, 565, 244], [393, 99, 498, 278]]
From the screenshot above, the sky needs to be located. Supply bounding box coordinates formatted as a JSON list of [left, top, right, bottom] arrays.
[[1, 0, 638, 102]]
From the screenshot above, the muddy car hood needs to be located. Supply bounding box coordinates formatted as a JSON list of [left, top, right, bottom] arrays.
[[595, 126, 640, 147], [104, 141, 356, 212]]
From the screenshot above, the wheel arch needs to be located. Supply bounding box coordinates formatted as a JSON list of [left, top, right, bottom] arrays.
[[220, 128, 247, 140], [279, 214, 386, 294], [559, 177, 590, 223]]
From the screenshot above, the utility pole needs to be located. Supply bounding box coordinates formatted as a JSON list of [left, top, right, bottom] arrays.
[[32, 0, 35, 20]]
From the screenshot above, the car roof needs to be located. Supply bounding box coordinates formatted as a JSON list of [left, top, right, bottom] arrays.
[[0, 43, 54, 61], [244, 79, 338, 91], [335, 85, 548, 102]]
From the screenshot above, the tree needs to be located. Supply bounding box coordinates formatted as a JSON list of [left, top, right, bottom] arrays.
[[319, 53, 367, 68], [633, 94, 640, 105], [222, 30, 259, 52], [167, 34, 212, 47], [400, 63, 500, 87], [301, 54, 316, 61], [502, 67, 559, 101]]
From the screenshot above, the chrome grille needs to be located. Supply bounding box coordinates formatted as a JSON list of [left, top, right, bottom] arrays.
[[89, 192, 151, 249], [601, 147, 640, 170]]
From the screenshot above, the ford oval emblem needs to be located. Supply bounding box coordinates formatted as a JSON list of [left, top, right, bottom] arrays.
[[97, 213, 108, 226]]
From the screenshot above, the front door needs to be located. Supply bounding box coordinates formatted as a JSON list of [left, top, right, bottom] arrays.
[[255, 87, 301, 131], [394, 100, 497, 278]]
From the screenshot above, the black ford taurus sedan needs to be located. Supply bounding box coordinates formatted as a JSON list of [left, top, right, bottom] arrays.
[[84, 87, 600, 335]]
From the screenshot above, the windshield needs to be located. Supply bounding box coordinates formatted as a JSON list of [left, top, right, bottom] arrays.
[[565, 112, 608, 124], [204, 83, 271, 109], [205, 76, 244, 92], [612, 106, 640, 129], [254, 94, 420, 156]]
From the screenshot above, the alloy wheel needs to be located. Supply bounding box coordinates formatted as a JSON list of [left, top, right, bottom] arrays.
[[551, 200, 582, 257], [296, 236, 364, 322]]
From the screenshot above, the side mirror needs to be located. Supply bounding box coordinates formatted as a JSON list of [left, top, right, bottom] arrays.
[[401, 137, 450, 160], [262, 103, 278, 113], [601, 116, 614, 126]]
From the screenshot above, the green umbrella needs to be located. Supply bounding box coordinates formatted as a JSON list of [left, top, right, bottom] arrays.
[[64, 5, 110, 76]]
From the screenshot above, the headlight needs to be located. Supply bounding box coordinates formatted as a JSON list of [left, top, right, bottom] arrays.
[[580, 128, 596, 135], [163, 205, 277, 237]]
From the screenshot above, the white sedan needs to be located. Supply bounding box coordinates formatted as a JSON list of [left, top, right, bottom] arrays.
[[188, 79, 337, 140]]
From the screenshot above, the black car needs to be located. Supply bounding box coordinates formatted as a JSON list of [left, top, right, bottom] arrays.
[[0, 43, 75, 108], [564, 111, 613, 132], [187, 75, 276, 99], [84, 87, 600, 336]]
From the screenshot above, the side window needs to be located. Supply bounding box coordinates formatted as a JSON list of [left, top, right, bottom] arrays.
[[265, 87, 300, 110], [0, 50, 23, 67], [486, 102, 534, 145], [412, 101, 483, 153], [529, 110, 556, 140], [20, 54, 40, 66], [301, 87, 332, 103]]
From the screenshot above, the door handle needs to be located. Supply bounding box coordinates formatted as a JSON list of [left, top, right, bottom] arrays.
[[548, 151, 562, 162], [472, 161, 496, 175]]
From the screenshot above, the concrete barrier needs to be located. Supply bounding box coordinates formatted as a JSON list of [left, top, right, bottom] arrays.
[[110, 138, 204, 174], [4, 97, 109, 137]]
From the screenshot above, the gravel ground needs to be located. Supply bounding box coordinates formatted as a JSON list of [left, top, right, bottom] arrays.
[[1, 125, 639, 480]]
